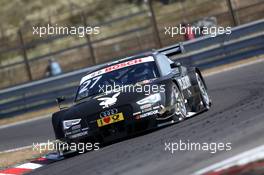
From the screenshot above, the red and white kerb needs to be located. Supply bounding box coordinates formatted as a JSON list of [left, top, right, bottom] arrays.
[[0, 157, 53, 175], [80, 56, 154, 84]]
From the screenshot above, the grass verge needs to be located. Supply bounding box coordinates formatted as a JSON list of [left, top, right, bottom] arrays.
[[0, 146, 53, 169]]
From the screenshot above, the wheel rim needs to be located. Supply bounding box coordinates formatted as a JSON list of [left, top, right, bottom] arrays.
[[196, 73, 210, 107], [174, 88, 187, 118]]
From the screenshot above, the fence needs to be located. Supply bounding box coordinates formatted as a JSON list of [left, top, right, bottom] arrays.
[[0, 0, 264, 89], [0, 18, 264, 118]]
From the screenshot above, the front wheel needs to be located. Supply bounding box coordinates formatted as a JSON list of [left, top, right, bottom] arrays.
[[195, 72, 211, 110], [172, 86, 187, 121]]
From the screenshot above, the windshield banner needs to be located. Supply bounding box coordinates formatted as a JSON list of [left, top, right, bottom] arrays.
[[80, 56, 154, 84]]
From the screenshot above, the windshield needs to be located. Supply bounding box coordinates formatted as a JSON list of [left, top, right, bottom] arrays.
[[75, 56, 159, 101]]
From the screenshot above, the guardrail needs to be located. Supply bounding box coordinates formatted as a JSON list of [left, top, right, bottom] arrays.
[[175, 19, 264, 67], [0, 19, 264, 118]]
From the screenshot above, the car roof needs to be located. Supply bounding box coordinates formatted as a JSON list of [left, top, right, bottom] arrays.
[[79, 51, 159, 85], [87, 51, 157, 74]]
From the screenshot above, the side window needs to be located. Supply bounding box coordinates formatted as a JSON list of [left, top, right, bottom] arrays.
[[156, 54, 172, 76]]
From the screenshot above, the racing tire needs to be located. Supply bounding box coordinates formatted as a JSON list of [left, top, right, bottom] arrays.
[[195, 72, 211, 110], [172, 85, 187, 121]]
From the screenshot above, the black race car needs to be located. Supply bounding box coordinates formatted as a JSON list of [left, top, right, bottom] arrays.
[[52, 45, 211, 145]]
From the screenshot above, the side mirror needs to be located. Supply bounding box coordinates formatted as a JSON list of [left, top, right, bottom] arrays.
[[170, 62, 181, 68], [56, 96, 66, 110]]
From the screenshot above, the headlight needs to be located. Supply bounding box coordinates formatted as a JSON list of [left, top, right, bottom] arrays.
[[136, 93, 161, 105], [63, 119, 81, 130]]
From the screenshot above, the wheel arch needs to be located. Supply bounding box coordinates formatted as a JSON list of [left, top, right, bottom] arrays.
[[52, 111, 65, 140]]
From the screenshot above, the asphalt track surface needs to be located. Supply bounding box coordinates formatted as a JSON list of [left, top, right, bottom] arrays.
[[0, 117, 54, 152], [1, 61, 264, 175]]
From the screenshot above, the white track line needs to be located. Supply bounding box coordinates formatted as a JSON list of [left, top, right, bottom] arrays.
[[193, 144, 264, 175]]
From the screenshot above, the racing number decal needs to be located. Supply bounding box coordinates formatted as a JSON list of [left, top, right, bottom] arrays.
[[177, 76, 191, 90], [79, 76, 102, 94]]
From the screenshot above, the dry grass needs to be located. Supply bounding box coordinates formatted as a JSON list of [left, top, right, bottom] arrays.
[[0, 146, 52, 169]]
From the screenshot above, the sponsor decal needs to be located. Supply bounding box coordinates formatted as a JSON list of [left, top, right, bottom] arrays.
[[137, 110, 159, 119], [98, 92, 120, 108], [69, 131, 88, 139], [142, 107, 152, 113], [177, 75, 191, 90], [97, 112, 124, 127], [65, 127, 89, 136], [105, 58, 142, 72], [133, 111, 142, 116], [65, 129, 80, 136], [134, 105, 160, 118], [80, 56, 154, 84]]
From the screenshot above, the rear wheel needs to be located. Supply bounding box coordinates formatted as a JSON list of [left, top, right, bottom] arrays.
[[196, 72, 211, 109]]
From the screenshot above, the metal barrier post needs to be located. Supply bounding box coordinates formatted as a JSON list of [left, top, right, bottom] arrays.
[[81, 12, 96, 65], [18, 29, 33, 81], [226, 0, 238, 26], [146, 0, 162, 48]]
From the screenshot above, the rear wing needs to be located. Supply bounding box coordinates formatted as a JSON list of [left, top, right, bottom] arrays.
[[157, 43, 184, 59], [156, 43, 192, 66]]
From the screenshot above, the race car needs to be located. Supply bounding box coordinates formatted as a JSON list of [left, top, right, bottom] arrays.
[[52, 46, 211, 145]]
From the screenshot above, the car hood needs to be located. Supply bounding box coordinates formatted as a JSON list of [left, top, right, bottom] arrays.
[[61, 90, 160, 120]]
